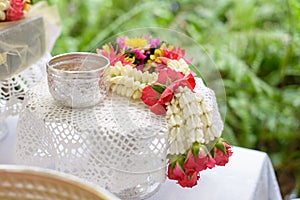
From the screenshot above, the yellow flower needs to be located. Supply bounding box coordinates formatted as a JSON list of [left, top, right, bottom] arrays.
[[101, 44, 110, 53], [124, 37, 147, 48], [124, 56, 135, 64], [149, 49, 163, 63], [160, 42, 167, 50], [24, 0, 31, 12]]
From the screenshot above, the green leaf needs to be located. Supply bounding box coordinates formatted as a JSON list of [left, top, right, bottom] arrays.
[[191, 142, 201, 159], [177, 155, 187, 169], [215, 139, 227, 155], [151, 84, 166, 94]]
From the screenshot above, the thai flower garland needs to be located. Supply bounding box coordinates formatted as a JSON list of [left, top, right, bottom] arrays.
[[97, 36, 232, 188], [0, 0, 30, 22]]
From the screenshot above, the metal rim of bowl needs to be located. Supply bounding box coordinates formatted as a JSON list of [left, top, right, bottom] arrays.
[[46, 52, 110, 77]]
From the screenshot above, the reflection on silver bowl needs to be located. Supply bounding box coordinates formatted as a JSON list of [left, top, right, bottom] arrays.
[[46, 52, 110, 108]]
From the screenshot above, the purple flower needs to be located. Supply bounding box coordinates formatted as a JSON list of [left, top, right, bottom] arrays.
[[148, 36, 160, 48], [116, 37, 128, 49], [130, 49, 146, 60]]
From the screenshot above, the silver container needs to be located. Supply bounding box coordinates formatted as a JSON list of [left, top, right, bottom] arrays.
[[47, 52, 109, 108]]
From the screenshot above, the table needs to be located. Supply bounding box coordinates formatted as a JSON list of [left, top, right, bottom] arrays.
[[0, 116, 282, 200]]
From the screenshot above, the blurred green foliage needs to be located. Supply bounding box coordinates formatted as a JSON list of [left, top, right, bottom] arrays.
[[41, 0, 300, 198]]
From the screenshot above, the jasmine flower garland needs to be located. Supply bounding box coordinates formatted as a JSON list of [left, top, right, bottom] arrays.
[[167, 58, 191, 75], [167, 86, 206, 155], [106, 61, 157, 99], [97, 36, 232, 188]]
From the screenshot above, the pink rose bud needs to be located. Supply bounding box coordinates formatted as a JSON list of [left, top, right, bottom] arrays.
[[178, 170, 199, 188], [167, 162, 184, 181], [214, 141, 233, 166]]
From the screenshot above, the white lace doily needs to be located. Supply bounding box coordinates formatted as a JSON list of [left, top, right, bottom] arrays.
[[0, 4, 61, 121], [0, 53, 50, 120], [15, 76, 223, 199], [15, 81, 168, 198]]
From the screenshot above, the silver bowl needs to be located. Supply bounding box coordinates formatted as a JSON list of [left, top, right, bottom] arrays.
[[46, 52, 110, 108], [0, 165, 120, 200]]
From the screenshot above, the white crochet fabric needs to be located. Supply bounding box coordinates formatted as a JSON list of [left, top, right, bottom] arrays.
[[0, 53, 49, 120], [15, 81, 167, 199], [15, 77, 223, 199]]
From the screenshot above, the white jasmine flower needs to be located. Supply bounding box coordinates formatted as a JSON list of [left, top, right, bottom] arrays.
[[0, 0, 10, 21], [166, 82, 224, 155], [167, 58, 191, 75], [105, 61, 157, 99]]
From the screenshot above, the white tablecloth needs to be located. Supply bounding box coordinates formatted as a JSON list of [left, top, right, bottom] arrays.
[[0, 116, 282, 200]]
